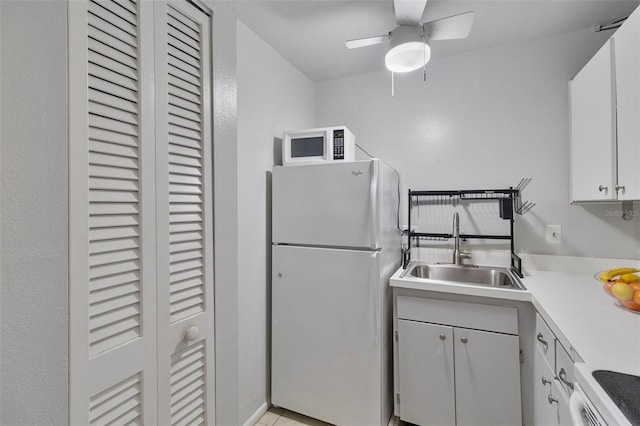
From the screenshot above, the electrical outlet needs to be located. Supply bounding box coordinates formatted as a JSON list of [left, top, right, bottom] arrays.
[[546, 225, 562, 244]]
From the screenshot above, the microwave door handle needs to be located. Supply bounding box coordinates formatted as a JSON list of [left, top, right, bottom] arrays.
[[370, 160, 380, 249]]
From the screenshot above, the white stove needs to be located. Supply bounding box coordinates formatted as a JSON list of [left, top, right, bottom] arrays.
[[573, 363, 637, 426]]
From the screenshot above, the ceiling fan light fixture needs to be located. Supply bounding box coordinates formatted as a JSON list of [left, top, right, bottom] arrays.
[[385, 25, 431, 73], [385, 41, 431, 73]]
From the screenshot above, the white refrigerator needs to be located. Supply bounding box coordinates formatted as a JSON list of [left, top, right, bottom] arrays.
[[271, 159, 401, 426]]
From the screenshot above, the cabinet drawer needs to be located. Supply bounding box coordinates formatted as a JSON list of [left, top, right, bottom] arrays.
[[535, 314, 555, 370], [397, 296, 518, 335], [555, 341, 576, 396]]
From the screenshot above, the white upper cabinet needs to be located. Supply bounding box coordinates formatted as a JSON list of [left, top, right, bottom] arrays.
[[570, 6, 640, 202], [570, 41, 615, 202], [614, 7, 640, 200]]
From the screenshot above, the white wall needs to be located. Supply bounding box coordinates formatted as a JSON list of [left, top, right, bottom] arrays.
[[317, 28, 640, 260], [0, 1, 69, 424], [236, 21, 316, 424]]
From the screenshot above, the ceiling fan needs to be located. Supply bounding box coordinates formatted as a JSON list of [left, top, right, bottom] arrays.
[[346, 0, 474, 73]]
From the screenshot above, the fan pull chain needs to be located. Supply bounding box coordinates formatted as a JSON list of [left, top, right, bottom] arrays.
[[423, 41, 427, 82], [391, 71, 395, 97]]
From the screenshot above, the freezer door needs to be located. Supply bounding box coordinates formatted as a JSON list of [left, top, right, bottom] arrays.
[[272, 160, 380, 249], [272, 245, 387, 426]]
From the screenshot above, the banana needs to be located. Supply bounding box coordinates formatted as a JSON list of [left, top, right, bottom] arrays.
[[598, 267, 640, 282]]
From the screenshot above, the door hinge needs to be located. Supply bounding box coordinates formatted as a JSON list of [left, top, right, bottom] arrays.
[[520, 349, 524, 364], [395, 330, 399, 341], [396, 392, 400, 405]]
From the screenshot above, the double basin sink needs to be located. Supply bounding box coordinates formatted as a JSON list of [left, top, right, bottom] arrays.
[[400, 262, 526, 291]]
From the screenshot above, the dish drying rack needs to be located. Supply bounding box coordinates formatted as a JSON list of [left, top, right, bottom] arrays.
[[402, 178, 535, 278]]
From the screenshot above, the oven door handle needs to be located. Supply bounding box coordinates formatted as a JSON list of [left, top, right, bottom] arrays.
[[569, 385, 587, 426]]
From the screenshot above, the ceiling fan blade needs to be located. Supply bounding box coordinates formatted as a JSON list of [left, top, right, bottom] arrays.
[[345, 35, 389, 49], [393, 0, 428, 25], [423, 11, 474, 41]]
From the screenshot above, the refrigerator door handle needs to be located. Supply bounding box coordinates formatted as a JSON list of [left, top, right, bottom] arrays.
[[370, 160, 380, 249], [370, 252, 379, 345]]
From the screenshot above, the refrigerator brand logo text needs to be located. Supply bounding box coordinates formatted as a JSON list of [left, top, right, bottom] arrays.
[[351, 170, 363, 176]]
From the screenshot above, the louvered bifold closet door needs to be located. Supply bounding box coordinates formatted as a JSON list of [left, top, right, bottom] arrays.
[[69, 1, 157, 424], [154, 1, 215, 425]]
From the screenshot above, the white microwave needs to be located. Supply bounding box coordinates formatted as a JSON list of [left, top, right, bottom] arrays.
[[282, 126, 355, 166]]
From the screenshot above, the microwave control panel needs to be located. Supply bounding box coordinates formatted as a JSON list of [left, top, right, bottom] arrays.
[[333, 129, 345, 160]]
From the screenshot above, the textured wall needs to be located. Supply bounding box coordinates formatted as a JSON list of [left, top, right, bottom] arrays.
[[317, 28, 640, 260], [0, 1, 69, 424], [236, 21, 316, 424], [209, 1, 241, 425]]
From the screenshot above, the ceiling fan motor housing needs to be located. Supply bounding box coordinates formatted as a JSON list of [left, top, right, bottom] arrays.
[[385, 25, 431, 72]]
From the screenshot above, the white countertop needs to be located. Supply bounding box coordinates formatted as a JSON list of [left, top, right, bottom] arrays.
[[390, 263, 640, 375], [523, 269, 640, 376]]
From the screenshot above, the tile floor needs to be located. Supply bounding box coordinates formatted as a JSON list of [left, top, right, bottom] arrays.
[[255, 407, 403, 426]]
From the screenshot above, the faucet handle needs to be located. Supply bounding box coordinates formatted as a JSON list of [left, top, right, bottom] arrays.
[[460, 250, 472, 260]]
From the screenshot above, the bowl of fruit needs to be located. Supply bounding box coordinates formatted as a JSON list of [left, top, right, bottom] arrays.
[[598, 267, 640, 313]]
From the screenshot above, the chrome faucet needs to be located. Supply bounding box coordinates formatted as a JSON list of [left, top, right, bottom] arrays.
[[452, 212, 471, 265]]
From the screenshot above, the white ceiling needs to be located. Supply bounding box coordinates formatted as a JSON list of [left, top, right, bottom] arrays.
[[237, 0, 640, 82]]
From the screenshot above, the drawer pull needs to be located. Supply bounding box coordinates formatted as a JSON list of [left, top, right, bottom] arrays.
[[541, 376, 552, 386], [439, 334, 446, 341], [461, 336, 468, 344], [548, 394, 558, 405], [536, 332, 548, 350], [558, 368, 574, 390]]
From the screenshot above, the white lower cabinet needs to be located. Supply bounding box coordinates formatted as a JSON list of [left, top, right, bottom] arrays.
[[398, 320, 455, 426], [453, 327, 521, 426], [395, 298, 522, 426], [533, 314, 573, 426]]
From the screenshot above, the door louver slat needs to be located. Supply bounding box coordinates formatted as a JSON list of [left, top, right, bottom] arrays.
[[111, 0, 137, 16], [88, 24, 137, 59], [89, 237, 139, 254], [88, 38, 138, 70], [89, 100, 139, 125], [89, 51, 138, 80], [89, 126, 139, 148], [90, 271, 139, 294], [168, 74, 200, 97], [89, 0, 138, 30], [168, 25, 200, 52], [90, 114, 139, 137], [89, 63, 138, 93], [88, 11, 137, 48], [167, 15, 199, 42], [168, 94, 201, 116], [168, 103, 201, 123], [168, 82, 201, 105], [169, 62, 201, 88], [168, 44, 201, 73]]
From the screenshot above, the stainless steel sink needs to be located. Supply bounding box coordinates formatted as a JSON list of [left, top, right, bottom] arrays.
[[400, 262, 526, 290]]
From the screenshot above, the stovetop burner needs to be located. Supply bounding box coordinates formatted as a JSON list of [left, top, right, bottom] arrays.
[[592, 370, 640, 424]]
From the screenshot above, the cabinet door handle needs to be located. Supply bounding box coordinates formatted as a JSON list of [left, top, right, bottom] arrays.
[[615, 184, 626, 193], [541, 376, 553, 386], [548, 394, 558, 405], [599, 185, 608, 192], [460, 336, 468, 344], [558, 368, 574, 390], [439, 334, 446, 341], [536, 332, 548, 350]]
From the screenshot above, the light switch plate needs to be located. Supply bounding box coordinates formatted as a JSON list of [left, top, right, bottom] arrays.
[[546, 225, 562, 244]]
